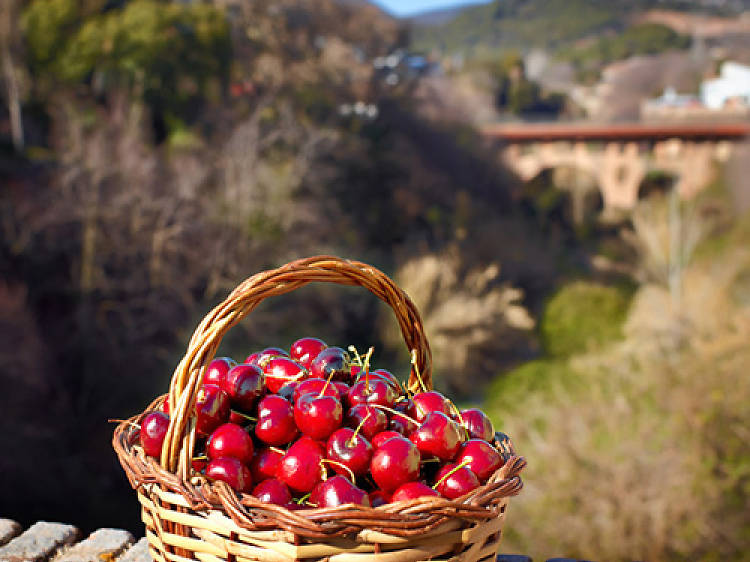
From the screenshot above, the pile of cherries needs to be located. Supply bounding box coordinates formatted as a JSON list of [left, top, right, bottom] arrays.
[[139, 338, 504, 509]]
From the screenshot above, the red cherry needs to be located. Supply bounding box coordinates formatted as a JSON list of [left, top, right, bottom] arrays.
[[368, 490, 391, 507], [333, 381, 350, 400], [290, 337, 327, 369], [255, 395, 298, 446], [410, 391, 452, 422], [346, 404, 388, 440], [388, 402, 418, 436], [433, 463, 480, 499], [310, 347, 351, 381], [350, 365, 362, 378], [141, 412, 170, 457], [245, 352, 261, 365], [391, 481, 440, 502], [207, 423, 254, 465], [252, 478, 292, 505], [371, 430, 403, 449], [293, 378, 340, 403], [222, 364, 265, 412], [355, 369, 402, 393], [277, 436, 325, 493], [161, 396, 170, 414], [459, 409, 495, 441], [326, 428, 373, 477], [277, 382, 297, 402], [206, 457, 252, 493], [194, 385, 231, 436], [310, 476, 370, 508], [294, 393, 343, 440], [347, 379, 397, 408], [409, 411, 465, 461], [264, 357, 306, 393], [192, 457, 207, 473], [456, 439, 503, 481], [203, 357, 237, 387], [370, 436, 420, 492], [250, 447, 284, 483]]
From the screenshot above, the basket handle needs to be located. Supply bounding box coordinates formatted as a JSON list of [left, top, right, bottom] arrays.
[[161, 256, 433, 474]]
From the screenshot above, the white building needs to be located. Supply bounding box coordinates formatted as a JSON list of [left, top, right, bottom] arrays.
[[700, 61, 750, 110]]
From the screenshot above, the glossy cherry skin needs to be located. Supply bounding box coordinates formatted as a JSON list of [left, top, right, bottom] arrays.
[[277, 382, 297, 402], [206, 457, 252, 493], [194, 385, 231, 436], [293, 378, 340, 403], [346, 404, 388, 441], [459, 409, 495, 441], [326, 428, 373, 477], [356, 369, 402, 393], [368, 490, 391, 507], [456, 439, 503, 481], [310, 476, 370, 508], [410, 391, 452, 423], [252, 478, 292, 505], [294, 394, 343, 440], [333, 381, 350, 400], [244, 352, 261, 365], [264, 357, 306, 393], [347, 379, 397, 408], [410, 411, 465, 461], [310, 347, 351, 382], [433, 463, 480, 499], [258, 346, 289, 363], [388, 405, 419, 436], [203, 357, 237, 387], [370, 436, 421, 492], [391, 482, 440, 502], [255, 395, 298, 446], [222, 364, 265, 412], [278, 436, 325, 493], [371, 430, 403, 449], [207, 423, 254, 465], [250, 447, 284, 483], [290, 337, 327, 369], [141, 412, 170, 457]]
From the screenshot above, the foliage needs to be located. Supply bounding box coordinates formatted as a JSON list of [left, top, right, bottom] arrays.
[[541, 281, 631, 357]]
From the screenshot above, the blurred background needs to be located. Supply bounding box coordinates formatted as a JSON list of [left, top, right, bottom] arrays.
[[1, 0, 749, 560]]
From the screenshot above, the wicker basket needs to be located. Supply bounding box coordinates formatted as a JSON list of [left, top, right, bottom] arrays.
[[113, 256, 526, 562]]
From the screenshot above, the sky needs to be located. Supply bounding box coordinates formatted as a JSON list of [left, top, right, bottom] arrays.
[[371, 0, 492, 18]]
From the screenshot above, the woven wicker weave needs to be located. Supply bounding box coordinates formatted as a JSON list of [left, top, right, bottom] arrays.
[[113, 256, 526, 562]]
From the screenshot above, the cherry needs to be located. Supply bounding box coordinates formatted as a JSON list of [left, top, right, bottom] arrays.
[[161, 396, 170, 414], [410, 391, 452, 423], [326, 428, 373, 477], [391, 482, 440, 502], [250, 447, 285, 483], [192, 457, 207, 473], [350, 364, 362, 378], [255, 395, 298, 446], [389, 399, 418, 435], [293, 378, 340, 403], [294, 393, 342, 440], [433, 462, 480, 500], [252, 478, 292, 505], [370, 436, 420, 492], [347, 379, 397, 408], [409, 411, 465, 461], [203, 357, 237, 387], [371, 430, 403, 449], [194, 384, 231, 437], [333, 381, 351, 400], [346, 404, 388, 440], [310, 347, 350, 381], [456, 439, 503, 480], [206, 457, 252, 493], [264, 357, 306, 393], [310, 476, 370, 508], [222, 364, 264, 412], [290, 337, 327, 369], [244, 352, 261, 365], [277, 436, 325, 493], [258, 347, 289, 364], [140, 411, 170, 458], [207, 423, 254, 465], [459, 408, 495, 441], [368, 490, 391, 507], [277, 382, 297, 402], [355, 369, 402, 393]]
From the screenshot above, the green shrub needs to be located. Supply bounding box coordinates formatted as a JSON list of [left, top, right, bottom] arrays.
[[541, 281, 630, 356]]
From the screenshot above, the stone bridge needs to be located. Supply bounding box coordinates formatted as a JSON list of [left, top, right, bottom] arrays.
[[481, 122, 750, 215]]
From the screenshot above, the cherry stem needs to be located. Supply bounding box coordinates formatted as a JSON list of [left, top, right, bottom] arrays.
[[318, 368, 338, 398], [267, 369, 307, 383], [363, 346, 374, 391], [295, 492, 311, 505], [448, 404, 470, 440], [371, 404, 419, 426], [410, 349, 428, 393], [432, 460, 471, 490], [269, 447, 285, 455], [321, 458, 356, 482], [109, 419, 141, 430], [347, 345, 364, 367], [347, 412, 372, 447], [231, 410, 257, 422], [193, 455, 208, 461]]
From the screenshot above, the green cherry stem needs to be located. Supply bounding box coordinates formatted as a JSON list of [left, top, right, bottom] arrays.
[[348, 345, 364, 367], [321, 458, 356, 482], [318, 368, 338, 398], [432, 460, 471, 490], [231, 410, 257, 422], [347, 412, 372, 447], [371, 404, 419, 427], [410, 349, 428, 393]]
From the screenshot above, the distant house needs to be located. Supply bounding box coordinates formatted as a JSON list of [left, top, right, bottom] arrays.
[[700, 61, 750, 109]]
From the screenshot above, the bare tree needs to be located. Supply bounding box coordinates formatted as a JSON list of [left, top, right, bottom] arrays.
[[0, 0, 24, 151]]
